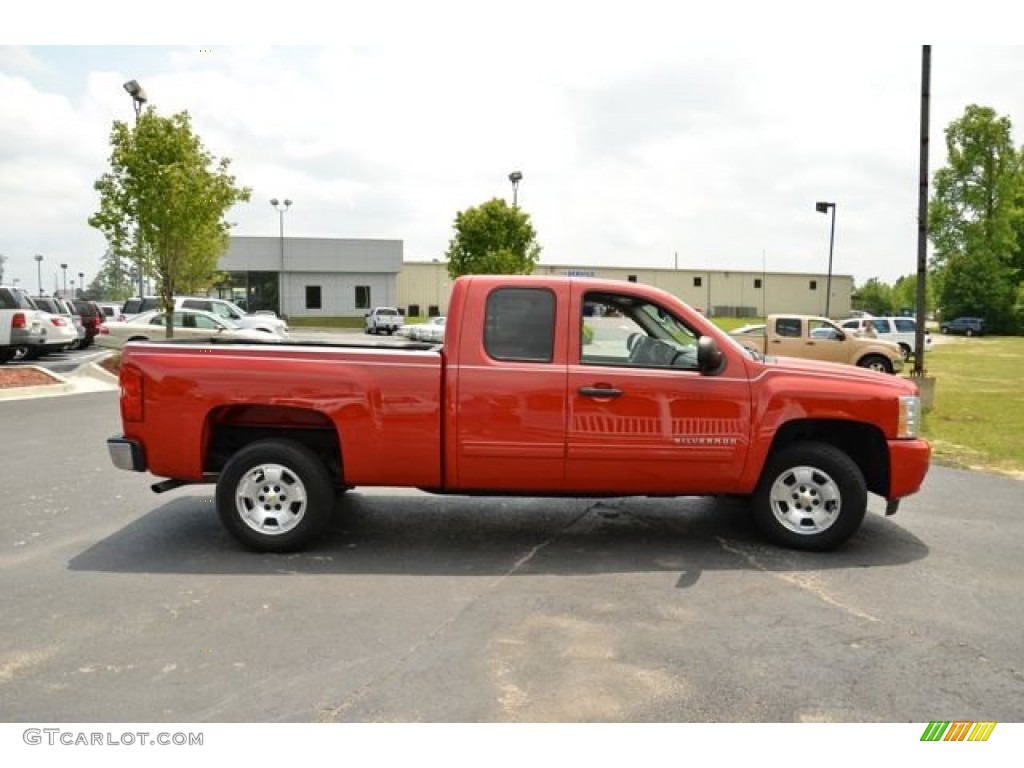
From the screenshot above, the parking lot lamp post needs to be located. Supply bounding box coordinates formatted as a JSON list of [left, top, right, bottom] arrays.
[[508, 171, 523, 207], [78, 271, 84, 298], [270, 198, 292, 317], [70, 279, 75, 298], [34, 254, 43, 296], [60, 263, 67, 297], [123, 79, 148, 297], [815, 201, 836, 317]]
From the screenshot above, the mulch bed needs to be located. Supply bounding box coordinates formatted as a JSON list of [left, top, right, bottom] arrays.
[[0, 367, 63, 389]]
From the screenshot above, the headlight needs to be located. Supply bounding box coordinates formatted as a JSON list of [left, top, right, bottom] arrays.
[[897, 395, 921, 438]]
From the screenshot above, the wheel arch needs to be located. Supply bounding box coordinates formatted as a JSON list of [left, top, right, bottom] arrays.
[[762, 418, 890, 498], [202, 404, 345, 488]]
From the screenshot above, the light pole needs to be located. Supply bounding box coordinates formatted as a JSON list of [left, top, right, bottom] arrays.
[[123, 79, 148, 297], [78, 271, 84, 298], [60, 263, 68, 297], [270, 198, 292, 316], [70, 279, 75, 298], [815, 201, 837, 317], [508, 171, 523, 207], [34, 254, 43, 296]]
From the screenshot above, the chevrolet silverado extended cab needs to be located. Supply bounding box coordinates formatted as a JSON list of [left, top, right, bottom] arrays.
[[731, 314, 904, 373], [108, 275, 931, 553]]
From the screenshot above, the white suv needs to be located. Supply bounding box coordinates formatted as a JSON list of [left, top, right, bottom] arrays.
[[839, 316, 931, 361], [0, 285, 46, 363], [364, 307, 403, 335]]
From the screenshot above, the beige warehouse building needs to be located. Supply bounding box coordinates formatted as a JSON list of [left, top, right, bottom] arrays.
[[398, 261, 853, 319]]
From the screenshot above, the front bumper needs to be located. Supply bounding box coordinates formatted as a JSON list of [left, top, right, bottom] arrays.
[[888, 438, 932, 500], [107, 435, 147, 472]]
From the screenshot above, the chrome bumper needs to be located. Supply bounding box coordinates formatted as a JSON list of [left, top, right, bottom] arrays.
[[107, 435, 146, 472]]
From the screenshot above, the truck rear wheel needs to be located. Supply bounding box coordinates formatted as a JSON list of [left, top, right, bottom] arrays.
[[216, 439, 333, 552], [752, 442, 867, 551]]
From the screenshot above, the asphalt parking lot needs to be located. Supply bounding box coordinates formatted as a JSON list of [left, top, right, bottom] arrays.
[[1, 388, 1022, 723]]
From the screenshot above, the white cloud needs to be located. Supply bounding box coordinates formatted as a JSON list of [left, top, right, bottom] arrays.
[[1, 43, 1023, 293]]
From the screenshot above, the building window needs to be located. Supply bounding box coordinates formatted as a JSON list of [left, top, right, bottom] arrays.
[[305, 286, 322, 310], [355, 285, 371, 309], [754, 278, 763, 289], [809, 280, 818, 290], [693, 277, 703, 288], [627, 274, 637, 283]]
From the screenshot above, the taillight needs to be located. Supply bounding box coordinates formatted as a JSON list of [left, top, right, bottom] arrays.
[[13, 312, 27, 329], [100, 325, 109, 335], [120, 367, 144, 422], [50, 317, 68, 327]]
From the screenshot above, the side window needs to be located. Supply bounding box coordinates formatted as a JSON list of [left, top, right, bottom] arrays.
[[808, 319, 840, 340], [193, 314, 219, 330], [580, 291, 700, 370], [483, 287, 555, 363], [774, 318, 802, 337], [894, 319, 915, 333], [306, 286, 322, 310]]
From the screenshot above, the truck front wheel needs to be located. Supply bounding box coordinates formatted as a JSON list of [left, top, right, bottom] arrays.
[[752, 442, 867, 551], [216, 439, 333, 552]]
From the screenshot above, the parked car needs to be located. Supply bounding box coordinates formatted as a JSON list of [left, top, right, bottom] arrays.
[[410, 316, 447, 343], [96, 301, 122, 320], [70, 299, 104, 348], [839, 316, 932, 361], [0, 285, 47, 363], [96, 308, 276, 350], [27, 298, 78, 358], [940, 316, 986, 336], [31, 296, 83, 350], [176, 297, 288, 336], [365, 306, 403, 335], [119, 296, 288, 336]]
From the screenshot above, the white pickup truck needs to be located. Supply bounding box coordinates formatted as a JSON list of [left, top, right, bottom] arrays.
[[364, 306, 403, 335]]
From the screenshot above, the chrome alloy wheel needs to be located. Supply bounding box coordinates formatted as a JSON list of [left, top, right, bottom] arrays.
[[235, 463, 308, 536], [768, 465, 842, 535]]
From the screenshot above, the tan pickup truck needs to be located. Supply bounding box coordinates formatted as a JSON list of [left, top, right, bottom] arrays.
[[731, 314, 904, 374]]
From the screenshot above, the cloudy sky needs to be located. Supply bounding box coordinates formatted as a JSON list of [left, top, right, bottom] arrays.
[[2, 13, 1023, 293]]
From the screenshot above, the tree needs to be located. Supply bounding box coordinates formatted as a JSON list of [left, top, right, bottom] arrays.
[[851, 277, 894, 316], [928, 105, 1023, 331], [445, 198, 541, 279], [891, 273, 935, 317], [90, 108, 251, 336]]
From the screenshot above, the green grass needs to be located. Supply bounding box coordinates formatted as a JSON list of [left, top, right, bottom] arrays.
[[918, 336, 1024, 476], [287, 316, 368, 329]]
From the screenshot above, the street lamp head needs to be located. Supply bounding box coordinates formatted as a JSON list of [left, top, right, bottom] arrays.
[[34, 254, 43, 263], [815, 201, 835, 214], [61, 263, 68, 270], [508, 171, 523, 184], [270, 198, 279, 206], [123, 79, 148, 104], [284, 199, 292, 209]]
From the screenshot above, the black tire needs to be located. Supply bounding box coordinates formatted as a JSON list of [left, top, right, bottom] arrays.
[[898, 343, 911, 361], [857, 354, 893, 374], [752, 442, 867, 551], [216, 439, 334, 552]]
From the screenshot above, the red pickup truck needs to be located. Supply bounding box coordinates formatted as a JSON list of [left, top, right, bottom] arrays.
[[108, 275, 931, 553]]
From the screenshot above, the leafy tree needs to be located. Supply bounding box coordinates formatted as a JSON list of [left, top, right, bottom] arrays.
[[90, 108, 251, 336], [445, 198, 541, 279], [929, 105, 1023, 331], [891, 273, 935, 317], [851, 277, 894, 316]]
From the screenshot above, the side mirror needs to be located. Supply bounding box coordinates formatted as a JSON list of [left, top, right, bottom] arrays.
[[697, 336, 724, 374]]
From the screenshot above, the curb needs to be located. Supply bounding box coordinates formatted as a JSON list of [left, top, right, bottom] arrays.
[[0, 359, 119, 402]]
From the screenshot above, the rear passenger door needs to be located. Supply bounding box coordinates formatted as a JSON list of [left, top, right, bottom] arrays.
[[452, 285, 570, 492]]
